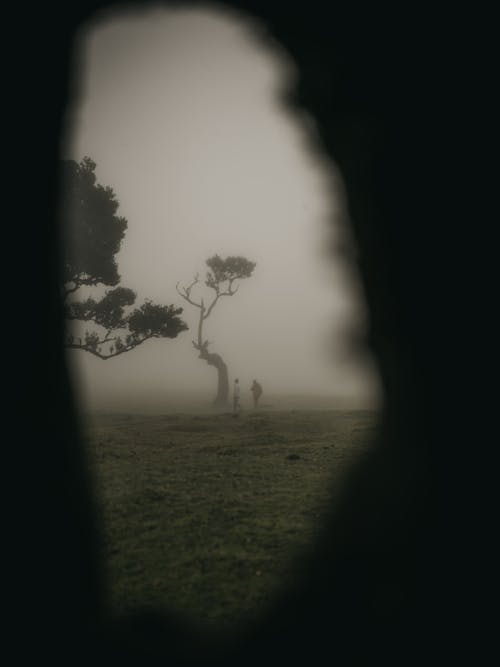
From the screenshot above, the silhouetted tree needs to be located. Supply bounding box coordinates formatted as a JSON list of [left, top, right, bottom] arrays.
[[60, 157, 188, 359], [176, 255, 256, 406]]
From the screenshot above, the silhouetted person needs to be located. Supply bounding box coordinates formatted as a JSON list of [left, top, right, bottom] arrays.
[[250, 379, 263, 408], [233, 378, 241, 414]]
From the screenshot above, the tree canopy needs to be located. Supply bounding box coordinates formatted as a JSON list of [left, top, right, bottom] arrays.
[[205, 255, 256, 290], [60, 157, 187, 359]]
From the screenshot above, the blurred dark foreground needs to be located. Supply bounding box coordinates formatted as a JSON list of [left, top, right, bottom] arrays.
[[7, 1, 484, 665]]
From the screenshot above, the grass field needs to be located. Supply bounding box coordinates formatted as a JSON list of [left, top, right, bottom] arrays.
[[82, 404, 379, 633]]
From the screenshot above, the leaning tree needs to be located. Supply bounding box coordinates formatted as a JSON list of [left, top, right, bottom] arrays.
[[60, 156, 188, 359], [176, 255, 256, 406]]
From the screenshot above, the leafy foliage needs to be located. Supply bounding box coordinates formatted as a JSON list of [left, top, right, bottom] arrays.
[[60, 156, 127, 290], [205, 255, 256, 291], [64, 286, 136, 330], [60, 157, 187, 359], [128, 301, 186, 339]]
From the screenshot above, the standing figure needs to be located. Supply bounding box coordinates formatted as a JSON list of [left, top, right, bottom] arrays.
[[250, 379, 263, 409], [233, 378, 241, 414]]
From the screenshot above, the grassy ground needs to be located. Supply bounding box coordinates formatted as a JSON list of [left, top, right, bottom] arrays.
[[82, 407, 378, 633]]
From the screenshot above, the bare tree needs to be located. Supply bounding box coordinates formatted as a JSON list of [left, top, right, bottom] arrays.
[[176, 255, 256, 406]]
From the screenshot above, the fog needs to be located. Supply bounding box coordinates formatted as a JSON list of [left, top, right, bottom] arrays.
[[62, 5, 381, 413]]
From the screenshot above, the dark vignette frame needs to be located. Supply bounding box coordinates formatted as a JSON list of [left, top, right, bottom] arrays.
[[8, 1, 469, 665]]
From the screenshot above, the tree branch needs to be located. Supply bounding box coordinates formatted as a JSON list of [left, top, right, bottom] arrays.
[[175, 274, 203, 308], [63, 274, 102, 302], [65, 333, 155, 360], [203, 279, 239, 319], [203, 294, 219, 320]]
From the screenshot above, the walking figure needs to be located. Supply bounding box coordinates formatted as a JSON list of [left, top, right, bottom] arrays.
[[233, 378, 241, 415], [250, 379, 263, 409]]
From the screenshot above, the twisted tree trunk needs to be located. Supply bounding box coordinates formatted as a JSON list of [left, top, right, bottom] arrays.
[[198, 346, 229, 406], [192, 303, 230, 407]]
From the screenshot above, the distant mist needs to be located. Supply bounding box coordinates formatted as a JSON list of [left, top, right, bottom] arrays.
[[63, 5, 382, 414]]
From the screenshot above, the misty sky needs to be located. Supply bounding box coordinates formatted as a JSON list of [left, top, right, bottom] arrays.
[[62, 5, 381, 411]]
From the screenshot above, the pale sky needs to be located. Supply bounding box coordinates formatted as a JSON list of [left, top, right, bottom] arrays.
[[62, 4, 382, 412]]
